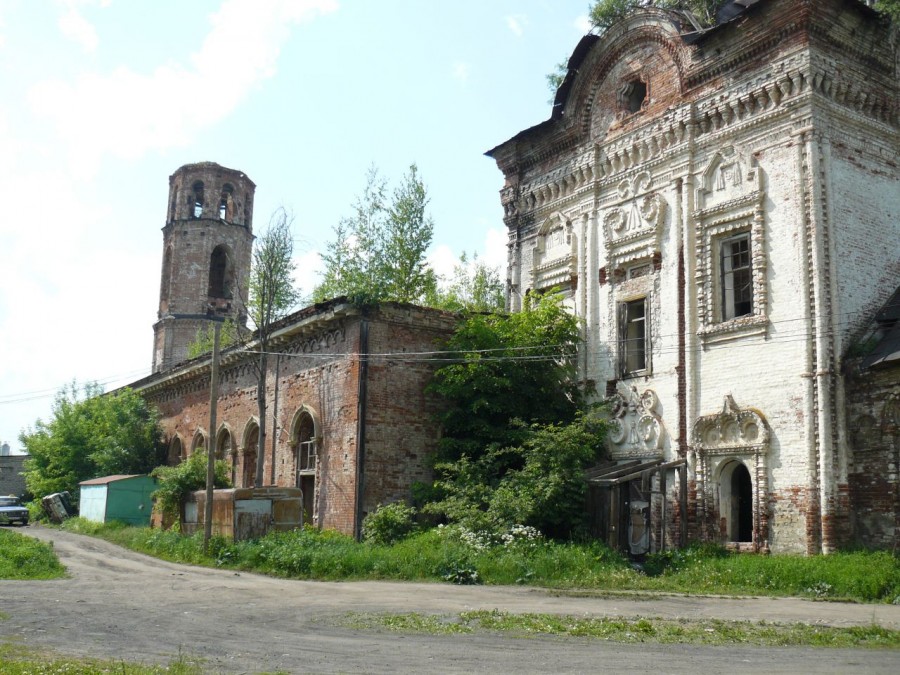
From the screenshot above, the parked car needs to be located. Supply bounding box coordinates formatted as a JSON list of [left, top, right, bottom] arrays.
[[0, 495, 29, 526]]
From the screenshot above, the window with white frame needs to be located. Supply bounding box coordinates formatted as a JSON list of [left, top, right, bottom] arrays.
[[619, 297, 649, 377], [720, 232, 753, 321]]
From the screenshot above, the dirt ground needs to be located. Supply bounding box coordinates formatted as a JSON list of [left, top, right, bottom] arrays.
[[2, 526, 900, 674]]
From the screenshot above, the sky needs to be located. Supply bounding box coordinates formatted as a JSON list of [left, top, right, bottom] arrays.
[[0, 0, 593, 452]]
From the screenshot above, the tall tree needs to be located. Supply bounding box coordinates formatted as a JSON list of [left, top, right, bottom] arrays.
[[245, 208, 302, 487], [428, 252, 505, 313], [20, 382, 166, 499], [314, 164, 436, 305]]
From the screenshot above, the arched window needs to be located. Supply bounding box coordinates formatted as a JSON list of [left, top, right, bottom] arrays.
[[208, 245, 232, 299], [192, 181, 205, 219], [243, 424, 259, 488], [168, 437, 183, 465], [160, 246, 173, 308], [191, 430, 207, 457], [291, 408, 319, 526], [216, 427, 232, 461], [218, 184, 235, 220]]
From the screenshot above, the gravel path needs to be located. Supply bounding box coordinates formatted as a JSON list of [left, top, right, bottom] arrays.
[[1, 526, 899, 674]]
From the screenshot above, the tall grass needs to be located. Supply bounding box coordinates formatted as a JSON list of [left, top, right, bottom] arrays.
[[59, 519, 900, 603], [0, 529, 66, 580]]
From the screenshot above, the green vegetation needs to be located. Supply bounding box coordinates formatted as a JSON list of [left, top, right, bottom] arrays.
[[587, 0, 900, 33], [0, 529, 66, 580], [61, 520, 900, 604], [427, 252, 505, 312], [20, 382, 166, 502], [0, 643, 204, 674], [421, 292, 603, 539], [186, 318, 239, 359], [150, 449, 231, 523], [315, 164, 437, 305], [361, 501, 419, 545], [246, 208, 304, 487], [342, 610, 900, 648]]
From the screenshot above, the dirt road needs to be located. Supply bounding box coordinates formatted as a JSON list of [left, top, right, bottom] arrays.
[[2, 526, 899, 673]]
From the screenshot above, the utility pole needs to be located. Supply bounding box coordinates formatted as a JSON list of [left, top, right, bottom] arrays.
[[204, 317, 223, 553]]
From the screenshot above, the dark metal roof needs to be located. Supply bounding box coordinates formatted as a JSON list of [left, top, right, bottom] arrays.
[[860, 286, 900, 370]]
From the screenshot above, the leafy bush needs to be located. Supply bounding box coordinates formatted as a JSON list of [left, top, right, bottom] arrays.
[[150, 449, 231, 522], [362, 501, 418, 545], [0, 529, 66, 580]]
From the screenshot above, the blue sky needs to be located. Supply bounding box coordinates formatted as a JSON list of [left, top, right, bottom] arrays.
[[0, 0, 591, 451]]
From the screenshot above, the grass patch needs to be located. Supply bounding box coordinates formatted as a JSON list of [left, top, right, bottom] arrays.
[[60, 519, 900, 603], [0, 529, 66, 580], [341, 611, 900, 648], [0, 642, 205, 674]]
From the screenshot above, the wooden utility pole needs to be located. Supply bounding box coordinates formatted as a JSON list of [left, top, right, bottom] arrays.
[[203, 319, 222, 553]]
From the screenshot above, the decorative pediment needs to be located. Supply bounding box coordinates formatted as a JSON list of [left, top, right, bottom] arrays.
[[692, 395, 769, 456], [695, 146, 761, 213], [532, 211, 576, 291], [607, 383, 666, 459], [602, 171, 666, 272]]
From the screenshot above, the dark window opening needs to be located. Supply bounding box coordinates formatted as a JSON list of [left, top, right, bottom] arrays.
[[721, 233, 752, 320], [192, 181, 205, 219], [621, 79, 647, 114], [219, 184, 234, 220], [208, 245, 232, 299], [216, 430, 232, 461], [730, 463, 753, 543], [244, 427, 259, 488], [618, 298, 648, 376]]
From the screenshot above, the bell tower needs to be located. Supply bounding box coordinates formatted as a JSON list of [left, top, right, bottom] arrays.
[[152, 162, 256, 373]]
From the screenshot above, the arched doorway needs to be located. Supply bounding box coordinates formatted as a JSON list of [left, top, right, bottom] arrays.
[[719, 460, 753, 543], [291, 408, 318, 526], [731, 463, 753, 543]]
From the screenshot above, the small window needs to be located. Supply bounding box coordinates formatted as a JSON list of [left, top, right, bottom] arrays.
[[620, 79, 647, 115], [192, 181, 205, 219], [618, 298, 649, 376], [219, 184, 234, 220], [720, 233, 752, 320]]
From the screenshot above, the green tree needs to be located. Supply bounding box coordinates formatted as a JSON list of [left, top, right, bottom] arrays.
[[186, 318, 238, 359], [428, 252, 505, 313], [428, 292, 583, 464], [241, 208, 302, 487], [423, 293, 604, 538], [588, 1, 725, 31], [314, 164, 436, 305], [20, 382, 166, 499], [151, 448, 231, 523]]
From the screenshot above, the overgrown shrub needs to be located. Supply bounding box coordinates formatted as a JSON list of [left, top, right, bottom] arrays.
[[150, 449, 231, 522], [362, 501, 418, 545]]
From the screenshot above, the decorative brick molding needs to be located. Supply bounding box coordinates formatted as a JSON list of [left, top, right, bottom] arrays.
[[607, 383, 666, 460]]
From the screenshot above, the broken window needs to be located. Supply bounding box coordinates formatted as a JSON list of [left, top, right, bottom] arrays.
[[208, 245, 232, 299], [243, 425, 259, 488], [216, 429, 232, 461], [619, 78, 647, 115], [192, 181, 204, 219], [218, 184, 234, 220], [618, 297, 649, 377], [720, 232, 753, 320]]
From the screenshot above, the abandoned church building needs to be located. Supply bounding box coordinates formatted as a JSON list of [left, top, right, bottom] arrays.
[[487, 0, 899, 553], [128, 162, 457, 537], [126, 0, 898, 555]]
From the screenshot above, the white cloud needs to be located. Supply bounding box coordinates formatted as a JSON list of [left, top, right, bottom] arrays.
[[29, 0, 339, 178], [482, 227, 508, 271], [451, 61, 469, 85], [57, 4, 99, 52], [428, 244, 458, 281], [293, 249, 324, 300], [505, 14, 527, 37]]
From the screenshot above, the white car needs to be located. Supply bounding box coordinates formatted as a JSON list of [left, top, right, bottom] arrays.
[[0, 495, 29, 526]]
